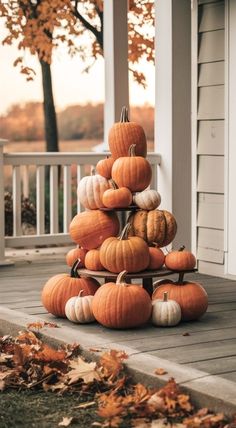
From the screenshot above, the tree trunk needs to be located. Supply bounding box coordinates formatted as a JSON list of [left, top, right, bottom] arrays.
[[39, 59, 58, 152]]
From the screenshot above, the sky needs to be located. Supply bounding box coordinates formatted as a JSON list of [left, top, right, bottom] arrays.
[[0, 37, 155, 116]]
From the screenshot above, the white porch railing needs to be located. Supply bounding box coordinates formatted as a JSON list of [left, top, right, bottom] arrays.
[[0, 141, 161, 260]]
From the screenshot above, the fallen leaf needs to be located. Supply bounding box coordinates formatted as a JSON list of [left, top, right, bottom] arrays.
[[154, 368, 167, 376], [89, 348, 102, 352], [74, 401, 96, 409], [58, 416, 73, 426], [67, 357, 100, 384], [0, 353, 13, 363], [100, 349, 128, 380], [182, 332, 190, 336]]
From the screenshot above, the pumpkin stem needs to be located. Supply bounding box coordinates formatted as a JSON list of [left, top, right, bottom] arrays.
[[120, 106, 129, 123], [128, 144, 136, 157], [79, 290, 84, 297], [109, 179, 118, 190], [152, 242, 159, 248], [179, 245, 185, 252], [116, 270, 128, 285], [90, 166, 96, 176], [119, 223, 131, 240], [177, 271, 185, 283], [163, 291, 168, 302], [71, 259, 82, 278]]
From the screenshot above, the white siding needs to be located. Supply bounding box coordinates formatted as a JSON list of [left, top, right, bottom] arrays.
[[197, 155, 224, 193], [198, 30, 224, 63], [197, 120, 224, 155], [198, 61, 224, 87]]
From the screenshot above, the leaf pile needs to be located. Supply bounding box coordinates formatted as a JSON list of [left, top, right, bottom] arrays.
[[0, 331, 233, 428]]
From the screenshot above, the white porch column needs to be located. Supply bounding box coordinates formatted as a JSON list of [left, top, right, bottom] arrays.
[[103, 0, 129, 145], [155, 0, 191, 249]]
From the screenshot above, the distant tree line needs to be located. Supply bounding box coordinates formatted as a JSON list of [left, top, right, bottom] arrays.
[[0, 102, 154, 142]]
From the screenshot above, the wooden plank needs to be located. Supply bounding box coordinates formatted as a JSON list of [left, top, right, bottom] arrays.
[[198, 260, 225, 276], [63, 165, 72, 232], [50, 166, 59, 234], [36, 166, 45, 235], [197, 120, 224, 156], [199, 2, 224, 32], [197, 193, 224, 229], [12, 166, 21, 236], [198, 86, 224, 119], [198, 227, 224, 250], [197, 155, 224, 193], [198, 62, 224, 87], [198, 30, 224, 63], [197, 246, 224, 263], [186, 356, 236, 375]]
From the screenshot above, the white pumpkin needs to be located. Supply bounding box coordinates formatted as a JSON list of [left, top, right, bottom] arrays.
[[152, 291, 181, 327], [65, 290, 95, 323], [133, 189, 161, 210], [77, 169, 110, 210]]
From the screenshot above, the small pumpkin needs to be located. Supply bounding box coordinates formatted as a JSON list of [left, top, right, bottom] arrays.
[[148, 244, 165, 270], [65, 290, 95, 323], [96, 156, 115, 179], [100, 223, 150, 273], [69, 210, 120, 250], [165, 246, 196, 271], [133, 189, 161, 210], [128, 209, 177, 247], [85, 249, 104, 271], [152, 291, 181, 327], [112, 144, 152, 192], [92, 270, 152, 329], [108, 106, 147, 159], [77, 168, 110, 210], [152, 273, 208, 321], [66, 246, 88, 267], [102, 180, 132, 209], [41, 260, 100, 317]]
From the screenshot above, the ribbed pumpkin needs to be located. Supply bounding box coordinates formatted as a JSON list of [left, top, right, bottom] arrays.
[[92, 271, 152, 329], [128, 209, 177, 247], [152, 291, 181, 327], [148, 245, 165, 270], [152, 273, 208, 321], [102, 180, 132, 209], [65, 290, 95, 323], [112, 144, 152, 192], [96, 156, 115, 179], [85, 249, 104, 271], [41, 261, 100, 317], [100, 223, 150, 273], [69, 210, 120, 250], [133, 189, 161, 210], [66, 246, 88, 267], [77, 168, 110, 210], [108, 106, 147, 159], [165, 246, 196, 271]]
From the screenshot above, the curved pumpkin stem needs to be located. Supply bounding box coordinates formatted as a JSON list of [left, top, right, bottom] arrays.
[[71, 259, 82, 278], [179, 245, 185, 252], [119, 223, 131, 240], [78, 289, 84, 297], [116, 270, 128, 285], [120, 106, 129, 123], [90, 166, 96, 176], [109, 179, 118, 190], [128, 144, 137, 157], [163, 291, 168, 302]]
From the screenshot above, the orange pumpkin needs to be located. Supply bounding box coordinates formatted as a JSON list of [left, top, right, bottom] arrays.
[[152, 273, 208, 321], [102, 180, 132, 209], [99, 223, 150, 273], [165, 246, 196, 271], [92, 270, 152, 328], [69, 210, 120, 250], [108, 106, 147, 159], [111, 144, 152, 192], [41, 260, 100, 317], [96, 156, 115, 179], [148, 245, 165, 270], [128, 209, 177, 247], [85, 249, 104, 271], [66, 246, 88, 267]]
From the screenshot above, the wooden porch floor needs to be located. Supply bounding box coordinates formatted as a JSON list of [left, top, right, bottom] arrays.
[[1, 253, 236, 384]]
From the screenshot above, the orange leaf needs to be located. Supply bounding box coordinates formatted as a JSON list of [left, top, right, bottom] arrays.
[[154, 368, 167, 376]]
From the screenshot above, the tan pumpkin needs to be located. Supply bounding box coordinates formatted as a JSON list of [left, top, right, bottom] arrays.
[[165, 246, 196, 271], [66, 246, 88, 267], [96, 156, 115, 179], [69, 210, 120, 250], [92, 270, 152, 328], [128, 209, 177, 247], [148, 245, 165, 270], [85, 249, 104, 271], [41, 260, 100, 317], [133, 189, 161, 210], [152, 291, 181, 327], [108, 106, 147, 159], [99, 223, 150, 273], [65, 290, 95, 323], [111, 144, 152, 192], [102, 180, 132, 209], [77, 168, 110, 210], [152, 273, 208, 321]]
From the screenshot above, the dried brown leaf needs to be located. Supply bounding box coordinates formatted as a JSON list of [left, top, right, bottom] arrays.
[[154, 368, 167, 376], [99, 349, 128, 380], [67, 357, 100, 385], [58, 417, 73, 426]]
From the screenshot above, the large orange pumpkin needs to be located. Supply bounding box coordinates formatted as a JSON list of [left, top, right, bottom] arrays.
[[100, 223, 150, 273], [41, 260, 100, 317], [92, 270, 152, 328], [66, 246, 88, 267], [152, 274, 208, 321], [111, 144, 152, 192], [69, 210, 120, 250], [165, 246, 196, 271], [128, 209, 177, 247], [108, 106, 147, 159]]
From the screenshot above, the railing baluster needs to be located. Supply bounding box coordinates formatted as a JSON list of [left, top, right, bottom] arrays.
[[36, 166, 45, 235], [63, 165, 72, 232], [50, 165, 58, 233], [12, 165, 21, 236], [150, 164, 158, 191], [22, 165, 29, 198], [77, 165, 85, 213]]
